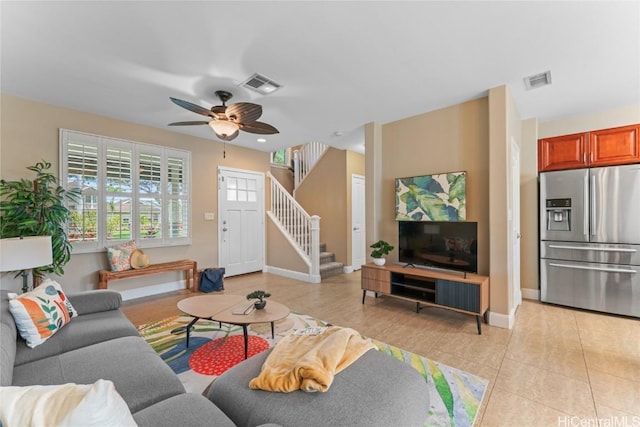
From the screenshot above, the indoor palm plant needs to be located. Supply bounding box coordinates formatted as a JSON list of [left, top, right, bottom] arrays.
[[370, 240, 394, 266], [0, 160, 81, 282]]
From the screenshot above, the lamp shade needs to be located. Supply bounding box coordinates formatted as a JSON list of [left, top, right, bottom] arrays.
[[0, 236, 53, 272], [208, 120, 239, 137]]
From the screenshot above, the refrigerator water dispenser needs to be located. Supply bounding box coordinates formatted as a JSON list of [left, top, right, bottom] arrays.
[[545, 198, 571, 231]]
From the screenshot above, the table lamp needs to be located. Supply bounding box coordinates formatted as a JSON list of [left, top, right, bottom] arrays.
[[0, 236, 53, 293]]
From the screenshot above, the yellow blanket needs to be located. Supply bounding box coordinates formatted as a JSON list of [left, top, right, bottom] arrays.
[[249, 326, 376, 393]]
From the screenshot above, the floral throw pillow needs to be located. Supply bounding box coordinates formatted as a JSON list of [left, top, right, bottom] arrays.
[[106, 240, 136, 272], [8, 279, 78, 348]]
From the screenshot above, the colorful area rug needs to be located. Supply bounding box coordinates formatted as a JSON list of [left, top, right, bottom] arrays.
[[138, 312, 488, 427]]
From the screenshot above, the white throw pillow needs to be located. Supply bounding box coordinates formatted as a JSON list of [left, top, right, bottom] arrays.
[[0, 379, 137, 427]]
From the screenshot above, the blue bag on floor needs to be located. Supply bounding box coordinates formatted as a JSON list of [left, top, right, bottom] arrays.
[[199, 267, 225, 292]]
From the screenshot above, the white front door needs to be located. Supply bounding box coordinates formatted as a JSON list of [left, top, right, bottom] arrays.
[[508, 138, 522, 308], [218, 167, 264, 277], [351, 174, 366, 271]]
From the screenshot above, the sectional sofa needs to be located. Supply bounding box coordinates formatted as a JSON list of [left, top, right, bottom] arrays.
[[0, 288, 430, 426]]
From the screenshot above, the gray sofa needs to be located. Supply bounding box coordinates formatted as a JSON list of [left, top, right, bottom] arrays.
[[1, 289, 430, 426], [1, 289, 235, 426]]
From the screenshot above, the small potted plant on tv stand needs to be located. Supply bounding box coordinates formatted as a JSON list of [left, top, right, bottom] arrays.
[[370, 240, 394, 266]]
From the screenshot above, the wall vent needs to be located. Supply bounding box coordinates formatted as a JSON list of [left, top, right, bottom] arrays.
[[240, 73, 282, 95], [523, 70, 552, 90]]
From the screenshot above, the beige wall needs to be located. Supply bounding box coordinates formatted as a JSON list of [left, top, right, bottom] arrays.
[[0, 94, 271, 293], [520, 118, 539, 293], [270, 165, 294, 194], [266, 220, 308, 273], [538, 104, 640, 138], [295, 148, 348, 264], [365, 122, 383, 252], [377, 97, 491, 276], [488, 85, 522, 318]]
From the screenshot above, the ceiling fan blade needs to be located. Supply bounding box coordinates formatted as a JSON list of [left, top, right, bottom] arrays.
[[170, 97, 213, 117], [226, 102, 262, 123], [240, 121, 279, 135], [168, 121, 209, 126]]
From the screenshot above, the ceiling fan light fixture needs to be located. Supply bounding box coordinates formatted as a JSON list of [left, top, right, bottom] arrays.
[[209, 120, 239, 137], [169, 90, 277, 141]]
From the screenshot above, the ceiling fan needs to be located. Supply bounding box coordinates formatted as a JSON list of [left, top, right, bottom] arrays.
[[168, 90, 279, 141]]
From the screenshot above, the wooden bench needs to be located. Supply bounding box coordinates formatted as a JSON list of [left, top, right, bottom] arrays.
[[98, 259, 199, 292]]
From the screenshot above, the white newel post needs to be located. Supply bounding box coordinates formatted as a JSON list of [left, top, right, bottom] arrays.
[[310, 215, 321, 282]]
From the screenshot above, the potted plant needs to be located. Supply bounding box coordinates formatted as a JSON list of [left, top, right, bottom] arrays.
[[0, 160, 80, 283], [246, 290, 271, 310], [370, 240, 394, 266]]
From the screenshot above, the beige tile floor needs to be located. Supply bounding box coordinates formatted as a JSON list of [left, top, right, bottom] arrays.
[[122, 271, 640, 426]]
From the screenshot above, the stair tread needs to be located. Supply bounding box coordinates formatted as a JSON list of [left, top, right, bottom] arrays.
[[319, 261, 344, 270]]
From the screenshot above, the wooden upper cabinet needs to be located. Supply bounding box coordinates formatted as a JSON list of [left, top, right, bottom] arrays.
[[538, 132, 588, 172], [589, 124, 640, 167], [538, 124, 640, 172]]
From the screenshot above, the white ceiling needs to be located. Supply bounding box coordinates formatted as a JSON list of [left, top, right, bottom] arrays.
[[2, 1, 639, 154]]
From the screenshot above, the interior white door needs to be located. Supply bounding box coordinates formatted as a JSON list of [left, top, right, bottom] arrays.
[[218, 167, 264, 277], [509, 138, 522, 307], [351, 174, 366, 271]]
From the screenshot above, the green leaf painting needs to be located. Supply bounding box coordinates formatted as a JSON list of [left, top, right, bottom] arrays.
[[395, 171, 466, 221]]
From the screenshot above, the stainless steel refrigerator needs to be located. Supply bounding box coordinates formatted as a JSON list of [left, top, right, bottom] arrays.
[[539, 164, 640, 317]]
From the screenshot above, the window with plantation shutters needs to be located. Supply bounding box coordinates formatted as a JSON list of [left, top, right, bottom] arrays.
[[105, 143, 133, 242], [65, 134, 99, 245], [167, 153, 189, 240], [138, 150, 162, 241], [60, 129, 191, 253]]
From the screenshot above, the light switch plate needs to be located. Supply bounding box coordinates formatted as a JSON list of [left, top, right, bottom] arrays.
[[204, 212, 215, 221]]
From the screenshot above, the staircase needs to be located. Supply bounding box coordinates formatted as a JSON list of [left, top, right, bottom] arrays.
[[319, 243, 344, 280], [293, 141, 329, 190], [267, 171, 346, 282], [267, 171, 321, 282]]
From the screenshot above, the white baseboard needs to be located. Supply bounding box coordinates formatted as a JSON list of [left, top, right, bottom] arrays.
[[263, 265, 320, 283], [487, 309, 515, 329], [118, 280, 186, 301], [521, 288, 540, 301], [343, 266, 354, 274]]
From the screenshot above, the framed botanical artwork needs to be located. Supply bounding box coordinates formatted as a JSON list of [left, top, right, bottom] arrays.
[[395, 171, 466, 221]]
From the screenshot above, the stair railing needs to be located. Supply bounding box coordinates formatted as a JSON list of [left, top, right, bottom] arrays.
[[293, 141, 329, 188], [267, 171, 320, 280]]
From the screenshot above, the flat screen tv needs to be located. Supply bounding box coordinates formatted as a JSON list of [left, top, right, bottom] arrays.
[[398, 221, 478, 274]]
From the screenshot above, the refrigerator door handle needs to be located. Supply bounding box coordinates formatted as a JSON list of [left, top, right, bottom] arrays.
[[549, 262, 637, 274], [583, 174, 589, 238], [548, 245, 637, 253], [591, 175, 596, 236]]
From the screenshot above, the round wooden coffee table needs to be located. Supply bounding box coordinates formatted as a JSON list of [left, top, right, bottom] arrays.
[[177, 294, 290, 359]]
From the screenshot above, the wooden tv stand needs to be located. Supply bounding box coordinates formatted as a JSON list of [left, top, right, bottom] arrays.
[[361, 263, 489, 334]]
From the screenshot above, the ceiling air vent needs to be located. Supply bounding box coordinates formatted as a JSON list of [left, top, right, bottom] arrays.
[[523, 70, 552, 90], [240, 73, 282, 95]]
